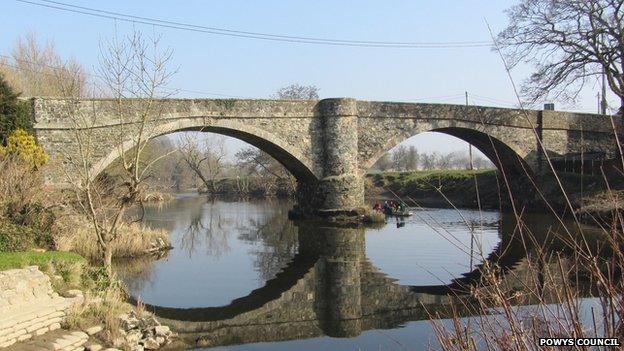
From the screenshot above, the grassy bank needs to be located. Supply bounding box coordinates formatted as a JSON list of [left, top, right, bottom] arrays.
[[367, 169, 618, 217], [367, 169, 501, 209], [0, 250, 85, 270]]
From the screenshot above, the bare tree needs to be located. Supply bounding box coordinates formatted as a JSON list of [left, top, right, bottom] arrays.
[[273, 83, 319, 100], [236, 147, 286, 179], [373, 153, 393, 171], [497, 0, 624, 112], [231, 83, 319, 196], [235, 147, 296, 196], [392, 145, 409, 171], [62, 30, 176, 275], [420, 152, 437, 170], [473, 155, 494, 169], [406, 146, 419, 170], [177, 133, 227, 194], [0, 32, 86, 97]]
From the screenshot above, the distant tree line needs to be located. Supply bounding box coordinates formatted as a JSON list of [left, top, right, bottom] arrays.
[[371, 145, 493, 172]]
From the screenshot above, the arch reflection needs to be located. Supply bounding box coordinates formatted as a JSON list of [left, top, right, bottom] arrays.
[[124, 212, 602, 349]]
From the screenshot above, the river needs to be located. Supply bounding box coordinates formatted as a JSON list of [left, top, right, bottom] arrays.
[[115, 194, 604, 350]]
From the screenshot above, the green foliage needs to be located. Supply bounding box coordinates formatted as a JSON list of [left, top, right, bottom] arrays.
[[0, 200, 56, 253], [0, 221, 36, 251], [0, 74, 32, 145], [371, 169, 495, 190], [81, 265, 120, 291], [369, 169, 501, 209], [0, 128, 48, 167], [0, 250, 85, 270], [0, 220, 54, 252]]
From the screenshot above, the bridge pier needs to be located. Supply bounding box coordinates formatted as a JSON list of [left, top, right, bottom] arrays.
[[317, 98, 365, 215], [290, 98, 366, 222], [313, 225, 365, 337]]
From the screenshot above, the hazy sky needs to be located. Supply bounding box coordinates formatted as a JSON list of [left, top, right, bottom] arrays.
[[1, 0, 618, 160]]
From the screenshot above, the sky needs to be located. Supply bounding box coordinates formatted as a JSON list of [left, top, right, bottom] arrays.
[[1, 0, 619, 159]]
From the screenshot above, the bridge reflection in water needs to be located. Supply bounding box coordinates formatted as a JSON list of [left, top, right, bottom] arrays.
[[124, 213, 596, 349]]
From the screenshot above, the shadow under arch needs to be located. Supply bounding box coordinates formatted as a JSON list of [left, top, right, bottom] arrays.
[[89, 119, 320, 183]]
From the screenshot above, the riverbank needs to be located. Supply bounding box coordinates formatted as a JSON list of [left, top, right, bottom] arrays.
[[367, 169, 624, 227], [366, 169, 502, 209], [0, 252, 176, 350], [197, 177, 296, 198]]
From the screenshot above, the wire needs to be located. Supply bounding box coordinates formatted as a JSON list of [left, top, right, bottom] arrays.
[[40, 0, 493, 46], [15, 0, 493, 49], [470, 97, 516, 107], [406, 93, 466, 102], [468, 92, 518, 105]]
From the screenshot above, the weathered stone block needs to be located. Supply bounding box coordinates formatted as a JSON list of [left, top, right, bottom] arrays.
[[84, 325, 103, 336], [16, 333, 31, 342]]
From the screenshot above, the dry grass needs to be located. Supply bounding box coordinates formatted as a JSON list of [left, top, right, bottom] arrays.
[[0, 156, 44, 218], [141, 191, 174, 203], [42, 258, 84, 293], [55, 215, 170, 261], [64, 283, 130, 344], [424, 25, 624, 350], [429, 224, 623, 350], [364, 209, 386, 224]]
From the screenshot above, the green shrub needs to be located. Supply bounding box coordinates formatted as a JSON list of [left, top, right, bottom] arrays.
[[0, 218, 55, 252], [0, 129, 48, 168], [0, 74, 33, 145], [0, 221, 38, 251]]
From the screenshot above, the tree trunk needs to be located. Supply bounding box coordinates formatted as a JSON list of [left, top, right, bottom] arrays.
[[103, 244, 113, 277], [210, 178, 217, 194]]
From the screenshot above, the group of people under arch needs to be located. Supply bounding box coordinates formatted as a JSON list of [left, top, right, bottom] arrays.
[[373, 200, 409, 216]]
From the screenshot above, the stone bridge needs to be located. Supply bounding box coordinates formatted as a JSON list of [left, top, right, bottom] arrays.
[[130, 221, 580, 349], [32, 98, 618, 218]]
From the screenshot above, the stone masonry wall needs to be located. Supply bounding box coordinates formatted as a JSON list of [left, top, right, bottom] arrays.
[[32, 98, 324, 185], [0, 267, 80, 348]]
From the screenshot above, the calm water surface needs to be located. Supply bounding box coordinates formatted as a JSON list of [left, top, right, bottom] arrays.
[[115, 194, 598, 350]]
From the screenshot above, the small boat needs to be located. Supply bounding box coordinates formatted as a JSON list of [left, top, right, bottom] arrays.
[[393, 210, 413, 217], [383, 208, 413, 217]]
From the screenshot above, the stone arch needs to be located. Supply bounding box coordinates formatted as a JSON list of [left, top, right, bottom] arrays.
[[90, 119, 320, 183], [361, 124, 534, 177], [433, 127, 533, 176]]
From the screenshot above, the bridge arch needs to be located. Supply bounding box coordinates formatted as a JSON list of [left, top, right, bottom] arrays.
[[90, 119, 320, 183], [361, 124, 534, 177]]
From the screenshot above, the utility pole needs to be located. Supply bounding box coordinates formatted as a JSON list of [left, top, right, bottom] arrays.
[[466, 91, 474, 170], [597, 92, 601, 114], [601, 69, 608, 115]]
